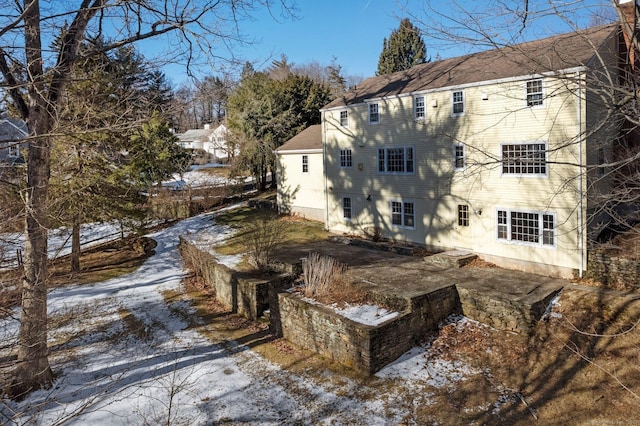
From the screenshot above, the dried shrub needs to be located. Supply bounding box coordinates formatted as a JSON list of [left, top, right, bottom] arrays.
[[240, 219, 287, 271], [301, 252, 347, 298]]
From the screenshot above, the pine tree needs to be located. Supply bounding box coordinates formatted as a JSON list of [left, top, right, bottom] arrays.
[[376, 18, 427, 75]]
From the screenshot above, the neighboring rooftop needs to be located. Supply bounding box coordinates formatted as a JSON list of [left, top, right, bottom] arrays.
[[275, 124, 322, 152], [323, 24, 617, 109], [0, 115, 28, 141]]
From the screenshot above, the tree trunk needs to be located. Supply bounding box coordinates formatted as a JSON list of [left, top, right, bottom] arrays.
[[6, 0, 55, 397], [71, 216, 80, 273], [8, 127, 54, 398]]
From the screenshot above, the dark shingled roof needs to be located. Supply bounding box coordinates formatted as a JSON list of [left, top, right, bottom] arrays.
[[323, 24, 618, 109], [276, 124, 322, 152]]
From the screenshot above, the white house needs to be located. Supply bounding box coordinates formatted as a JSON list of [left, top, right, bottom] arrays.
[[176, 123, 237, 162], [276, 20, 639, 279], [275, 125, 325, 221], [0, 114, 28, 165]]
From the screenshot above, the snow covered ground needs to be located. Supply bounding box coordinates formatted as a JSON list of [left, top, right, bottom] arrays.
[[1, 208, 478, 425]]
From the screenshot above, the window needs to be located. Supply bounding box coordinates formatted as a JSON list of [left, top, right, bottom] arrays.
[[7, 145, 18, 157], [339, 110, 348, 127], [458, 205, 469, 226], [452, 90, 464, 115], [453, 144, 465, 170], [340, 149, 352, 168], [391, 201, 415, 228], [497, 209, 555, 246], [502, 143, 546, 175], [368, 103, 379, 124], [526, 79, 543, 107], [343, 197, 352, 219], [302, 155, 309, 173], [378, 147, 414, 174], [414, 96, 425, 120]]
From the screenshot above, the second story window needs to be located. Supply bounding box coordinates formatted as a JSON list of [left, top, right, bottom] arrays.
[[414, 96, 425, 120], [340, 149, 352, 167], [302, 154, 309, 173], [526, 79, 543, 107], [378, 147, 414, 174], [502, 143, 547, 175], [340, 110, 348, 127], [452, 90, 464, 115], [7, 145, 18, 157], [369, 103, 379, 124]]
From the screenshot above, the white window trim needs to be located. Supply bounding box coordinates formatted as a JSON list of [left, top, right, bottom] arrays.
[[452, 143, 465, 171], [525, 78, 545, 108], [451, 90, 465, 117], [414, 95, 426, 120], [500, 141, 548, 178], [377, 146, 415, 175], [7, 145, 19, 157], [342, 197, 352, 220], [495, 208, 556, 248], [340, 148, 353, 168], [368, 103, 380, 124], [390, 199, 416, 229], [302, 154, 309, 174], [339, 110, 349, 128]]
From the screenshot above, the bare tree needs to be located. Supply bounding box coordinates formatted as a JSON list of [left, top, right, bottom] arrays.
[[0, 0, 294, 398]]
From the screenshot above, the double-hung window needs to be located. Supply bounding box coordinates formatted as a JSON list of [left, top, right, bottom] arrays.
[[391, 201, 415, 228], [453, 144, 465, 170], [340, 149, 352, 168], [302, 155, 309, 173], [339, 110, 348, 127], [526, 79, 543, 107], [458, 205, 469, 226], [414, 96, 425, 120], [497, 209, 555, 246], [378, 147, 414, 174], [368, 103, 379, 124], [7, 145, 18, 157], [452, 90, 464, 115], [502, 143, 547, 175], [343, 197, 352, 219]]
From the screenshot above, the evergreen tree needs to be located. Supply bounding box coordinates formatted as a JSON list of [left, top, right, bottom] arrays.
[[376, 18, 427, 75], [124, 111, 191, 194], [227, 71, 332, 190], [48, 40, 155, 272]]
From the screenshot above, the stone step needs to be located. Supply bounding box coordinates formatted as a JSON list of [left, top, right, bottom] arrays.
[[425, 251, 478, 269]]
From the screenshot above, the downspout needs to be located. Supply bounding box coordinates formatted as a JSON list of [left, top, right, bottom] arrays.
[[322, 112, 329, 229], [577, 72, 585, 277]]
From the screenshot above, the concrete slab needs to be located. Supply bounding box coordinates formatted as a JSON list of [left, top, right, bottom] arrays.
[[272, 240, 567, 333]]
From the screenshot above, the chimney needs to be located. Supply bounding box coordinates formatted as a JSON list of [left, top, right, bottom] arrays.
[[617, 0, 639, 70], [204, 123, 211, 130]]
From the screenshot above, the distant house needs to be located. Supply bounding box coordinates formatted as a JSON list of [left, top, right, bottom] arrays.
[[0, 114, 28, 166], [276, 20, 639, 279], [175, 123, 236, 162], [275, 125, 324, 221]]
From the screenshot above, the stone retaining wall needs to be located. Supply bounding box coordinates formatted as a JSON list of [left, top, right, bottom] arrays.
[[456, 285, 560, 334], [278, 284, 459, 375], [178, 238, 292, 320], [586, 251, 640, 290]]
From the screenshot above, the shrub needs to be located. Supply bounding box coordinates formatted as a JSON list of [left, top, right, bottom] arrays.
[[301, 252, 348, 299], [240, 218, 287, 271]]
